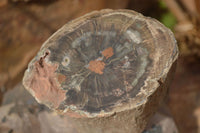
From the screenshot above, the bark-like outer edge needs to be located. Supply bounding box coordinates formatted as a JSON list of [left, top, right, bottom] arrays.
[[23, 9, 179, 122]]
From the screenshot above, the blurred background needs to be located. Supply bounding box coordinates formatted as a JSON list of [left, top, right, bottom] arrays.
[[0, 0, 200, 133]]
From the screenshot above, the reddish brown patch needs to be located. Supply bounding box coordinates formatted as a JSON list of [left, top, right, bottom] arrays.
[[88, 60, 105, 75], [24, 57, 66, 109], [62, 110, 87, 118], [102, 47, 114, 59], [87, 47, 114, 74], [57, 74, 66, 84]]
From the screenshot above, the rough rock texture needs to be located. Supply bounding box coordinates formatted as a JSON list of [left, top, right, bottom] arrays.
[[23, 9, 178, 133]]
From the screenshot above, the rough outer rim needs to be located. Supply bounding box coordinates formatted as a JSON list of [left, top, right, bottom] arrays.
[[23, 9, 179, 118]]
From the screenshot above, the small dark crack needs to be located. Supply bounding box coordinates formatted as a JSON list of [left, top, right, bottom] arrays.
[[39, 51, 49, 68]]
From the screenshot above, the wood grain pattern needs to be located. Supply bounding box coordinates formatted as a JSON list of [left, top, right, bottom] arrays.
[[23, 9, 178, 132]]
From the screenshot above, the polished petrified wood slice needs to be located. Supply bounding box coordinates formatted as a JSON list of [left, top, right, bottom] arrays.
[[23, 9, 178, 133]]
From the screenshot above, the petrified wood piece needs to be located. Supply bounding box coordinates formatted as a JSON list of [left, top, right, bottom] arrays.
[[23, 9, 178, 133]]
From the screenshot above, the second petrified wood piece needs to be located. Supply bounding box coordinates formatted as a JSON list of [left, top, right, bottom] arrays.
[[23, 9, 178, 133]]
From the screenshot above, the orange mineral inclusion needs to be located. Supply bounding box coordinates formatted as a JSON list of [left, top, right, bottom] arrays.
[[88, 60, 105, 75], [102, 47, 114, 59], [88, 47, 114, 74]]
